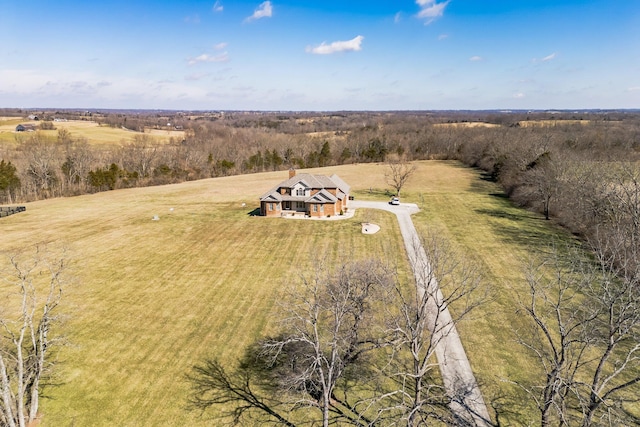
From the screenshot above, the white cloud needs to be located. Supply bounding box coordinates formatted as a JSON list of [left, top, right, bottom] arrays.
[[306, 35, 364, 55], [438, 34, 449, 40], [212, 1, 223, 12], [627, 86, 640, 92], [513, 92, 525, 99], [533, 52, 558, 63], [188, 52, 229, 65], [394, 12, 402, 23], [469, 56, 483, 61], [213, 42, 228, 50], [184, 15, 200, 24], [246, 1, 273, 22], [0, 67, 238, 109], [416, 0, 450, 24]]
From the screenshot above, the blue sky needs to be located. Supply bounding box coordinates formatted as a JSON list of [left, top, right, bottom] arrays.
[[1, 0, 638, 110]]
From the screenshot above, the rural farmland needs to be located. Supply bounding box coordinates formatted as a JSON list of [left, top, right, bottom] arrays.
[[0, 160, 580, 425], [0, 118, 184, 145]]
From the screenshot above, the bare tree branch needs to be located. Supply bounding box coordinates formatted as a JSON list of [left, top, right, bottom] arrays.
[[385, 160, 417, 198], [0, 245, 68, 427]]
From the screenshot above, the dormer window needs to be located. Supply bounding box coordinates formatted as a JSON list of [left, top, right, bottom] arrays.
[[296, 188, 306, 196]]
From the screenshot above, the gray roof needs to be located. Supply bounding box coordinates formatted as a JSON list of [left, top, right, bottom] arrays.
[[260, 172, 350, 203], [306, 189, 338, 203], [328, 174, 351, 195]]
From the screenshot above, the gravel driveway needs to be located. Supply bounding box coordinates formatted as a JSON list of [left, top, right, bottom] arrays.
[[350, 200, 492, 426]]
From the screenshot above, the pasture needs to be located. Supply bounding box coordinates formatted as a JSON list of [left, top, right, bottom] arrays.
[[0, 161, 572, 425], [0, 119, 184, 145]]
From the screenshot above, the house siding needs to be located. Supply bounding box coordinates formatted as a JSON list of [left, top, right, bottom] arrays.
[[261, 201, 282, 217]]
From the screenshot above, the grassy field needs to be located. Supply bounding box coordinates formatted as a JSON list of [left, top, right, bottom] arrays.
[[0, 161, 574, 425], [0, 119, 184, 145], [517, 119, 591, 127]]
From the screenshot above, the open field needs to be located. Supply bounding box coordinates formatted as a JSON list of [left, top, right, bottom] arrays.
[[433, 122, 500, 128], [305, 130, 349, 141], [0, 161, 576, 425], [517, 119, 591, 127], [0, 119, 184, 145]]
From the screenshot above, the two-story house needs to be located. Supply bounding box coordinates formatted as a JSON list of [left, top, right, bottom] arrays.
[[260, 169, 350, 217]]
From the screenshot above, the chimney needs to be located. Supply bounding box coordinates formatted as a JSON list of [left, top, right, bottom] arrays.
[[289, 168, 296, 179]]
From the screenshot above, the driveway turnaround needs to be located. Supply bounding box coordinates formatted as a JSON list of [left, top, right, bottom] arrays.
[[350, 200, 492, 426]]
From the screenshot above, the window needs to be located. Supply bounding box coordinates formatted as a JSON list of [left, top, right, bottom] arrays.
[[312, 204, 318, 212], [296, 188, 306, 196], [268, 203, 273, 211], [320, 204, 324, 212], [296, 202, 305, 210]]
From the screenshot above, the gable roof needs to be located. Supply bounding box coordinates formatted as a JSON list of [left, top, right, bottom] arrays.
[[15, 124, 36, 132], [279, 173, 338, 190], [261, 192, 282, 202], [260, 172, 350, 203], [328, 174, 350, 195], [306, 189, 338, 204]]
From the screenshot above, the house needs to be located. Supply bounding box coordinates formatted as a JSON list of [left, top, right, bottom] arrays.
[[260, 169, 350, 217], [15, 124, 36, 132]]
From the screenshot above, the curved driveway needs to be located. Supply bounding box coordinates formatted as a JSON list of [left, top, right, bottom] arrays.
[[351, 200, 491, 426]]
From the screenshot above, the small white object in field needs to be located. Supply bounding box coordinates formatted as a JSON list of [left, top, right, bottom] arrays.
[[169, 207, 174, 212], [361, 222, 380, 234], [241, 203, 246, 207], [152, 215, 160, 221]]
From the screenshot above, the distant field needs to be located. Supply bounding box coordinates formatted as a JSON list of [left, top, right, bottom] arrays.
[[517, 119, 591, 127], [305, 130, 349, 141], [0, 161, 572, 425], [0, 119, 184, 145], [433, 122, 500, 128]]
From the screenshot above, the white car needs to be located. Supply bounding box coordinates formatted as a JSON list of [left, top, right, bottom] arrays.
[[389, 197, 400, 205]]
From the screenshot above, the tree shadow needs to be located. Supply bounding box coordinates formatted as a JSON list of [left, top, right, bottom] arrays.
[[477, 212, 564, 251], [247, 207, 261, 216], [479, 171, 497, 182], [475, 208, 526, 222]]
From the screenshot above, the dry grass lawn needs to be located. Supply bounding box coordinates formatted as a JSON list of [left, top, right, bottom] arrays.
[[0, 161, 575, 425]]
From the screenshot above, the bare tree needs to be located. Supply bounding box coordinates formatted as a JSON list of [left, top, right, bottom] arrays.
[[514, 246, 598, 426], [19, 135, 61, 198], [385, 160, 417, 198], [515, 152, 563, 220], [61, 139, 94, 194], [514, 241, 640, 427], [0, 246, 68, 427], [120, 134, 158, 179], [189, 236, 491, 426], [189, 258, 394, 426], [258, 258, 394, 426], [579, 229, 640, 427]]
